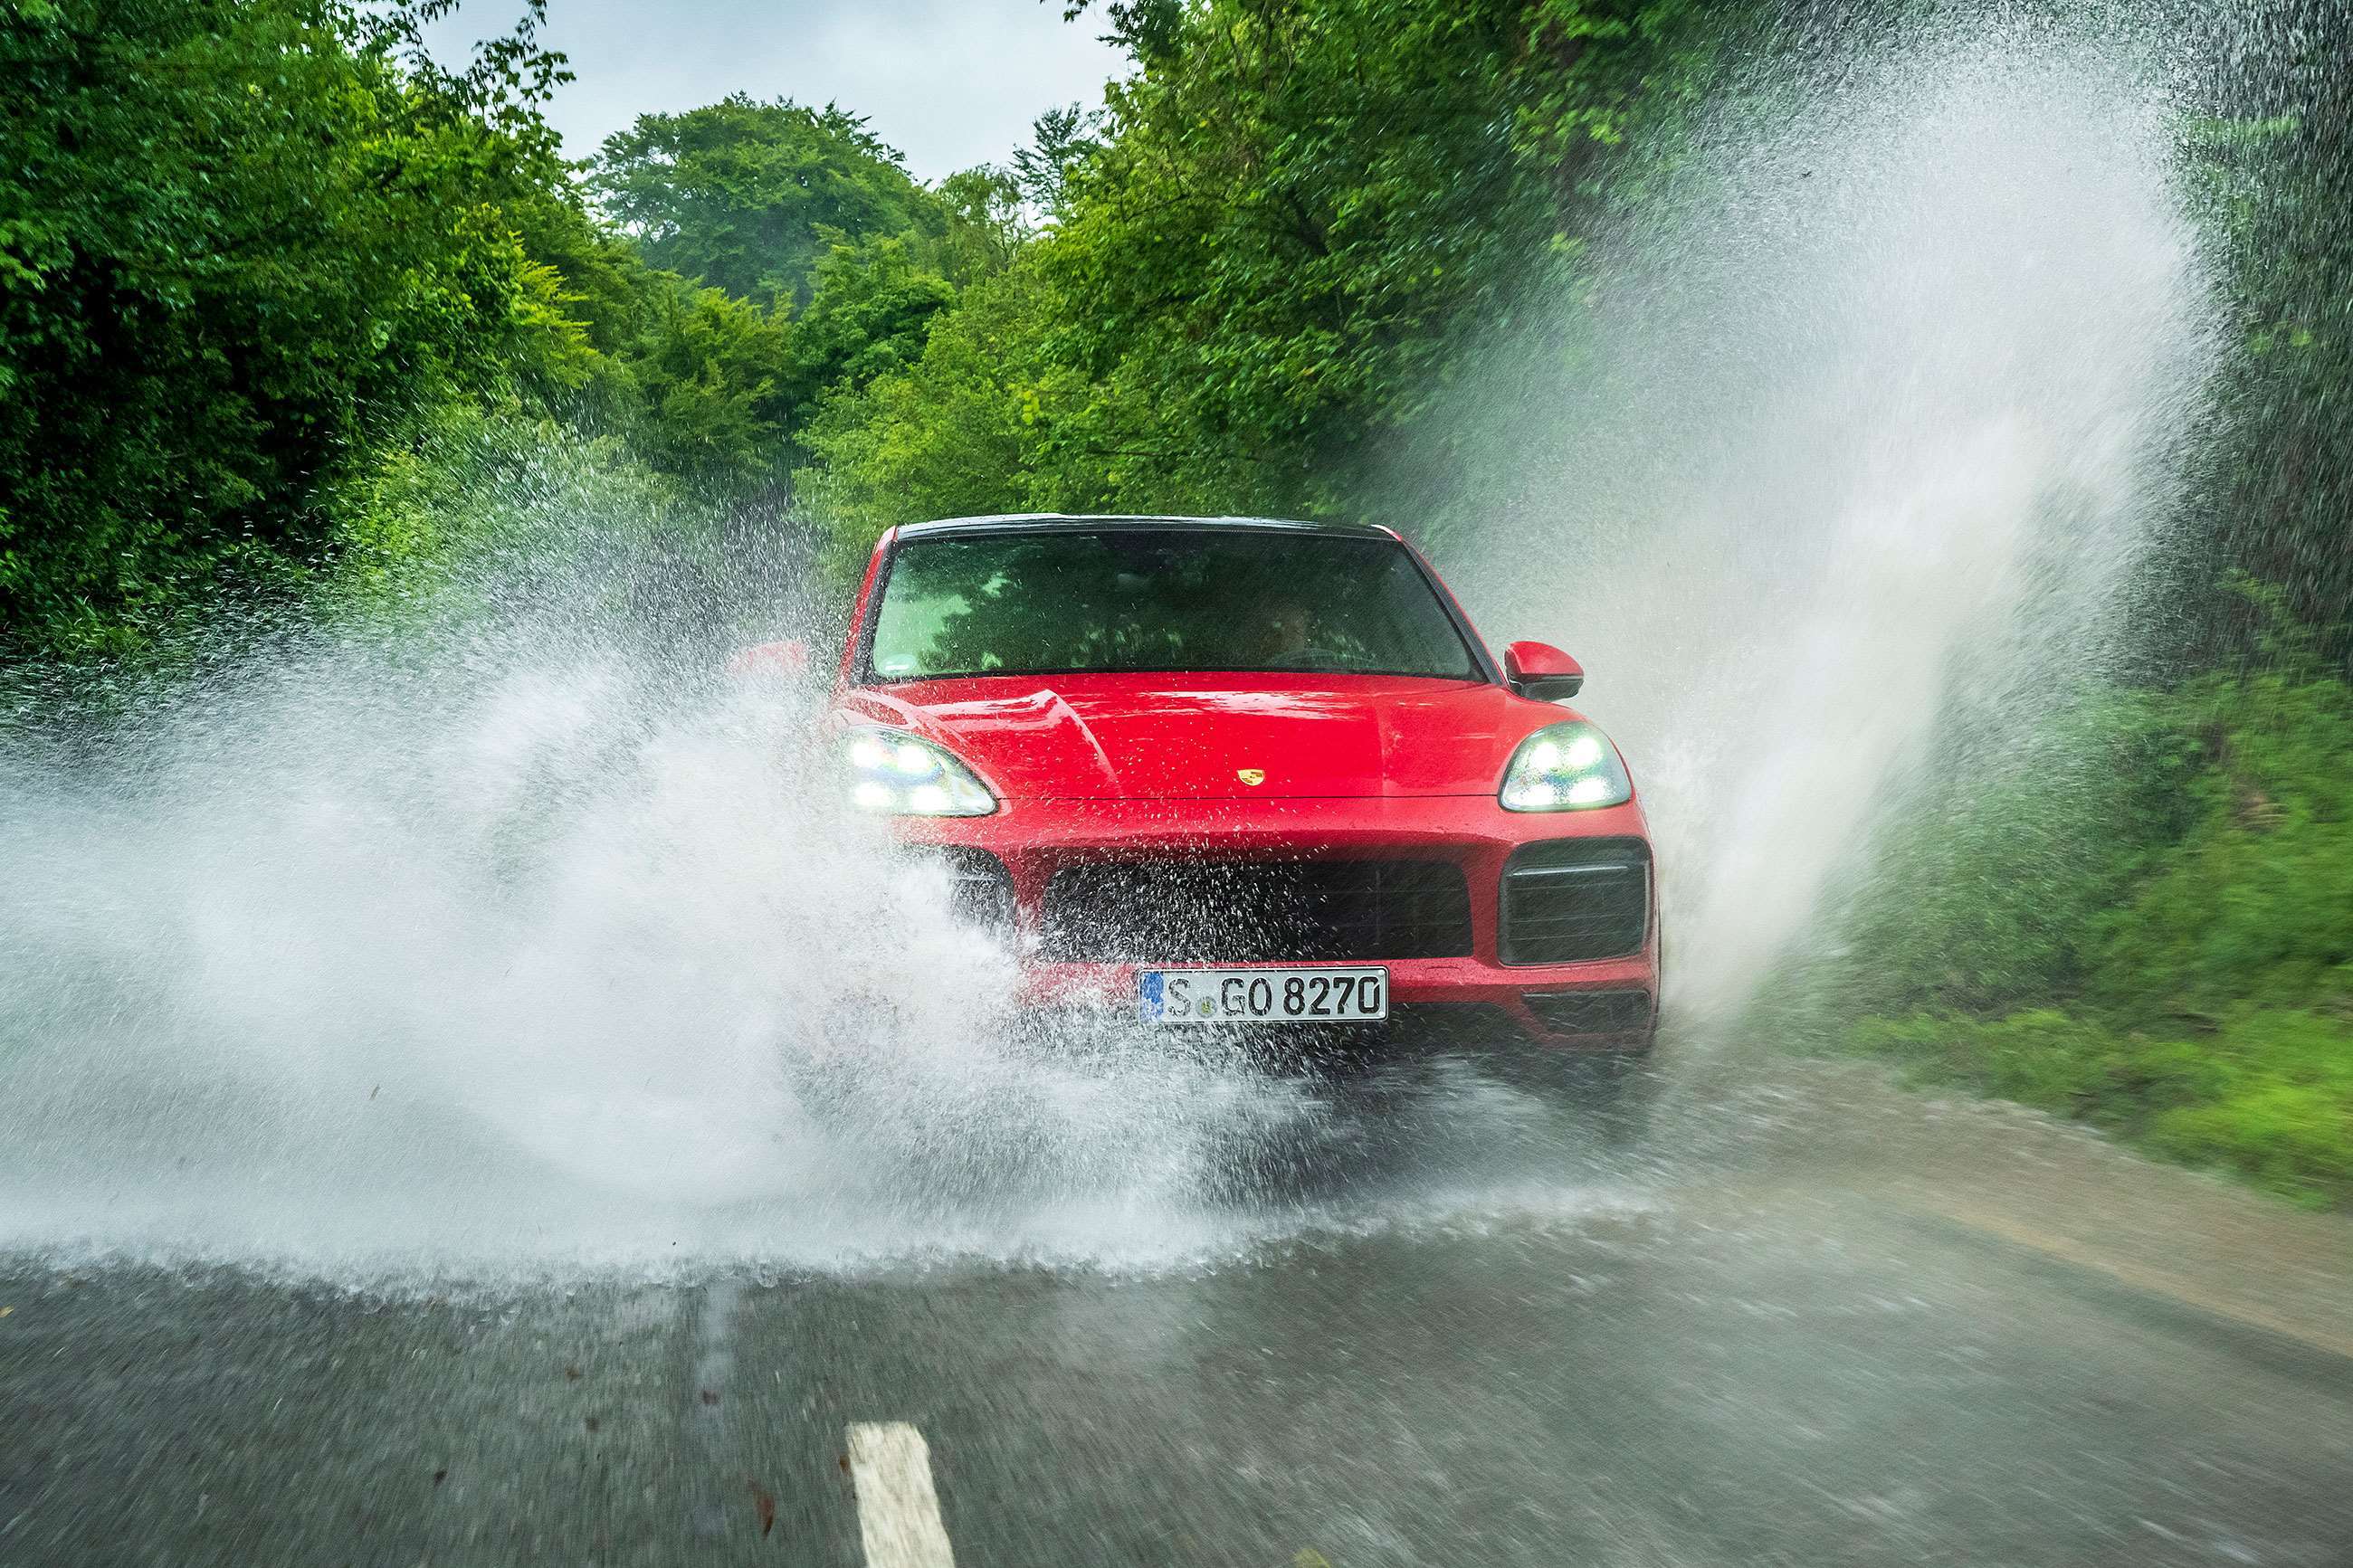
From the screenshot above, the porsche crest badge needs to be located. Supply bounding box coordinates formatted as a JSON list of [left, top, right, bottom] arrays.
[[1235, 768, 1266, 786]]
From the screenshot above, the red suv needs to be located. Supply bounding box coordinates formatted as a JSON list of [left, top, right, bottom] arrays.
[[814, 515, 1657, 1050]]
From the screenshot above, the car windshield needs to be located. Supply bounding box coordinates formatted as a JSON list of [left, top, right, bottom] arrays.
[[866, 528, 1481, 681]]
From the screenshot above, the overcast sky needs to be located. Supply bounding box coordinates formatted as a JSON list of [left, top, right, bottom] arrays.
[[424, 0, 1129, 183]]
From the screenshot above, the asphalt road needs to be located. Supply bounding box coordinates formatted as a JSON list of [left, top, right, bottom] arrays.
[[5, 1053, 2353, 1568]]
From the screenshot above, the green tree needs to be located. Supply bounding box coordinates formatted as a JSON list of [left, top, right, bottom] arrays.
[[2176, 2, 2353, 660], [798, 0, 1716, 553], [1048, 0, 1710, 518], [0, 0, 589, 658], [588, 95, 938, 309], [618, 277, 794, 491], [798, 260, 1076, 547]]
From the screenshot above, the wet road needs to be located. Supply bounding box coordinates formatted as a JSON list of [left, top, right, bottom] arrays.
[[5, 1056, 2352, 1567]]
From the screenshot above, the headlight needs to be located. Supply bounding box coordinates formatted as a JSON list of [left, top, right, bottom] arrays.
[[843, 730, 996, 816], [1500, 721, 1632, 812]]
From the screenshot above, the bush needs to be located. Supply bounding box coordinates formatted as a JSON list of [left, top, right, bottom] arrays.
[[2089, 672, 2353, 1017], [1814, 687, 2194, 1020], [1814, 653, 2353, 1207], [0, 0, 584, 660]]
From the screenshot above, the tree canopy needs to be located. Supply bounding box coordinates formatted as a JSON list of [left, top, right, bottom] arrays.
[[589, 95, 939, 309], [805, 0, 1712, 544], [5, 0, 2348, 673], [0, 0, 585, 654]]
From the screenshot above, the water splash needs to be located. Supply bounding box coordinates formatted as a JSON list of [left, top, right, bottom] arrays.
[[0, 14, 2224, 1281], [1441, 20, 2218, 1013], [0, 604, 1322, 1274]]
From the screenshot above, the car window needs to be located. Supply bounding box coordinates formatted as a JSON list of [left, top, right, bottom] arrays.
[[866, 530, 1481, 681]]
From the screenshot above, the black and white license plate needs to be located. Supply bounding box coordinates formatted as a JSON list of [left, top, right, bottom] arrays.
[[1138, 966, 1388, 1025]]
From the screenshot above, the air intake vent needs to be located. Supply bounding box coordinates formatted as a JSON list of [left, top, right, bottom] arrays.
[[1525, 990, 1654, 1035], [1042, 859, 1472, 964], [924, 847, 1015, 933], [1500, 838, 1649, 965]]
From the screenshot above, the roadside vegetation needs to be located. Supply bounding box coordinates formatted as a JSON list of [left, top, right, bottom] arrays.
[[3, 0, 1710, 660], [1761, 619, 2353, 1205], [1761, 3, 2353, 1206], [2, 0, 2348, 1198]]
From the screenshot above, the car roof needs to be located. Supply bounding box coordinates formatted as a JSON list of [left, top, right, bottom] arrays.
[[891, 513, 1400, 542]]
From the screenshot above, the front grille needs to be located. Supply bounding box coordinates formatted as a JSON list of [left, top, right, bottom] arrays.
[[1525, 990, 1654, 1035], [1041, 859, 1473, 964], [1500, 838, 1649, 965], [924, 847, 1015, 933]]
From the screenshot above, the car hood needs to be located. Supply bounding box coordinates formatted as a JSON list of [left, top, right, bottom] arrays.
[[835, 674, 1573, 800]]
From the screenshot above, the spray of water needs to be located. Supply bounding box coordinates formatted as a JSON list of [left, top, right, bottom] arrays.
[[0, 607, 1394, 1276], [1442, 20, 2217, 1012], [0, 15, 2222, 1281]]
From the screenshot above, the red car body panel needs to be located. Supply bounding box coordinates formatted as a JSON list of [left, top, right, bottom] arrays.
[[825, 517, 1660, 1049], [837, 674, 1541, 800]]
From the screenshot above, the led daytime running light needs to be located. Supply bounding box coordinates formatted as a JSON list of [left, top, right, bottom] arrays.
[[843, 731, 996, 816], [1500, 721, 1631, 813]]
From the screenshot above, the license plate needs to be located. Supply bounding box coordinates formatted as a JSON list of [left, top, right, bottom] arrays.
[[1138, 966, 1388, 1025]]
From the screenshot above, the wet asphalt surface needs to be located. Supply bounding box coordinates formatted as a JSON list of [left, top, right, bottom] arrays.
[[5, 1054, 2353, 1568]]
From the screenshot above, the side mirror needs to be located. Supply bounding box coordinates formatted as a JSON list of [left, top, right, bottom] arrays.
[[725, 638, 813, 679], [1503, 641, 1584, 701]]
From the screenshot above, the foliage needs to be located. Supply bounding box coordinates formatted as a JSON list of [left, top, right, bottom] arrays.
[[1814, 689, 2196, 1022], [0, 0, 585, 659], [1812, 645, 2353, 1204], [0, 1, 979, 657], [1010, 103, 1100, 215], [798, 253, 1190, 550], [795, 0, 1719, 552], [782, 240, 957, 432], [321, 401, 691, 615], [2086, 666, 2353, 1014], [588, 95, 939, 309], [615, 277, 794, 491], [0, 0, 1729, 655], [2173, 4, 2353, 661]]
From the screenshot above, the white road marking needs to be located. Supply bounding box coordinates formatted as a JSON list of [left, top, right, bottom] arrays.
[[685, 1279, 743, 1540], [847, 1421, 957, 1568]]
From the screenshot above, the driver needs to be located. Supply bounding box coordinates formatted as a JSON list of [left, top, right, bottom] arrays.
[[1260, 602, 1314, 662]]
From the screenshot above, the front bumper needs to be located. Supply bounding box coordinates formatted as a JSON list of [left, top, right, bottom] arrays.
[[900, 793, 1660, 1049]]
